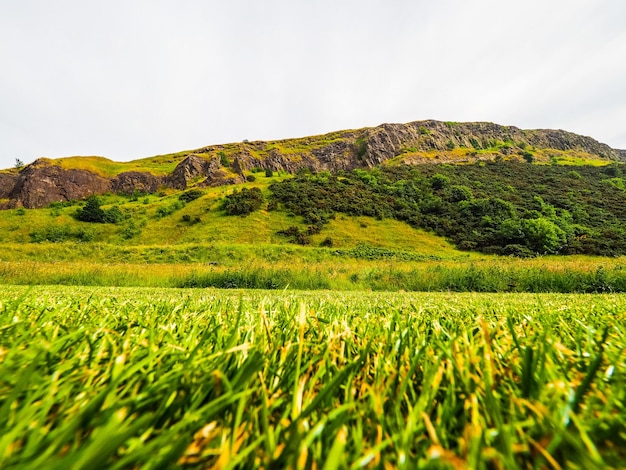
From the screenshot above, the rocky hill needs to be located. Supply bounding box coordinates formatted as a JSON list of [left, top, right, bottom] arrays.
[[2, 120, 624, 208]]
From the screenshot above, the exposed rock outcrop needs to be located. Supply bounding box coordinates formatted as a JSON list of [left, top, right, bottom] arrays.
[[9, 159, 111, 208], [2, 120, 624, 209], [164, 155, 243, 189], [112, 172, 164, 194], [0, 173, 19, 199]]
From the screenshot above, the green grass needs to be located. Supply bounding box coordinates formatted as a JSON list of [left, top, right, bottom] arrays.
[[0, 286, 624, 468]]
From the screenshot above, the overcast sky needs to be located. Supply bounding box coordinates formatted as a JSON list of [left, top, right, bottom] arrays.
[[1, 0, 625, 170]]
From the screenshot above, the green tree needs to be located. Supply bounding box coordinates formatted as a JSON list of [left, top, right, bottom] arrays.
[[77, 196, 106, 222], [431, 173, 450, 190], [76, 196, 124, 223], [522, 218, 567, 254]]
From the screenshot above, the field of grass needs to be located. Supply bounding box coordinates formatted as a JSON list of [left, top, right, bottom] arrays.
[[0, 286, 624, 468], [1, 238, 626, 292]]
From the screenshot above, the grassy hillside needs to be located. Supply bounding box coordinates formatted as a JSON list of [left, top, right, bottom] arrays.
[[3, 160, 626, 292], [34, 127, 360, 177]]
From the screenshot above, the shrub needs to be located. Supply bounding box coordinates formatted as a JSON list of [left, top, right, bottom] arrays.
[[448, 185, 473, 202], [277, 226, 311, 245], [156, 201, 184, 218], [431, 173, 450, 190], [522, 218, 567, 254], [222, 187, 264, 216], [121, 221, 141, 240], [355, 137, 368, 159], [181, 214, 202, 225], [219, 152, 230, 167], [320, 237, 334, 247], [76, 228, 96, 242], [76, 196, 106, 222], [103, 206, 124, 223], [30, 226, 71, 243], [178, 190, 204, 203]]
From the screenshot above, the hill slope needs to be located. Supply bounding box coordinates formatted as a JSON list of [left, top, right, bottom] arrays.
[[2, 120, 624, 209]]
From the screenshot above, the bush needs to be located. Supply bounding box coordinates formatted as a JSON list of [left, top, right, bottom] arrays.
[[277, 226, 311, 245], [75, 196, 124, 224], [522, 218, 567, 254], [431, 173, 450, 190], [219, 152, 230, 167], [30, 226, 71, 243], [178, 190, 204, 203], [222, 187, 264, 216], [502, 244, 535, 258], [181, 214, 202, 225], [121, 221, 141, 240], [103, 206, 124, 223], [156, 201, 184, 218], [76, 196, 106, 222], [320, 237, 334, 247]]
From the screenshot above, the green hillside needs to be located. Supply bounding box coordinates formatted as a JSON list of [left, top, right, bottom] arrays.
[[2, 158, 626, 292]]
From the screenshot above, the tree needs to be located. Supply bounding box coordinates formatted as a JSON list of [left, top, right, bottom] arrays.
[[522, 217, 567, 254], [77, 196, 106, 222], [76, 195, 123, 223], [14, 158, 24, 169]]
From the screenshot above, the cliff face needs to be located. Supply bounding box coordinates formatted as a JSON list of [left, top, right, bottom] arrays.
[[6, 161, 111, 209], [2, 120, 623, 209]]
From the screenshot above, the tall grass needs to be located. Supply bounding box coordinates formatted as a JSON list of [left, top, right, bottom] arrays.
[[0, 286, 624, 468], [2, 259, 626, 292]]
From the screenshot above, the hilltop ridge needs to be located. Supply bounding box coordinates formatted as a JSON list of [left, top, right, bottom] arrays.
[[1, 120, 624, 208]]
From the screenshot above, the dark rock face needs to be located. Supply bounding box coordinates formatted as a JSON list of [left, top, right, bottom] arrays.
[[0, 173, 19, 199], [3, 120, 624, 209], [166, 155, 221, 189], [10, 160, 111, 208], [361, 121, 623, 160], [112, 172, 164, 194]]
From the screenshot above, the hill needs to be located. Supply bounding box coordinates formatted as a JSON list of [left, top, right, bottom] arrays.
[[2, 119, 626, 292], [1, 120, 624, 209]]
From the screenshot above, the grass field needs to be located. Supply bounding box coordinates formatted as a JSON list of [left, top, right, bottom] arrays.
[[1, 286, 624, 468]]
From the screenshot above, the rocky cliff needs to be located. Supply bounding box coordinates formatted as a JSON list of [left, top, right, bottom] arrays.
[[2, 120, 624, 208]]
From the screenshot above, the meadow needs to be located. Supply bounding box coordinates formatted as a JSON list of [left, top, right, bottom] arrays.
[[1, 286, 624, 468], [2, 159, 626, 467]]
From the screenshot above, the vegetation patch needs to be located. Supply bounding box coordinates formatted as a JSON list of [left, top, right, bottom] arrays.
[[0, 286, 623, 468], [221, 187, 264, 216], [269, 161, 626, 256], [332, 243, 441, 261]]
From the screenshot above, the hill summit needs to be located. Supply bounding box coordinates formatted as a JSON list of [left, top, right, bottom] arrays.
[[1, 120, 624, 209]]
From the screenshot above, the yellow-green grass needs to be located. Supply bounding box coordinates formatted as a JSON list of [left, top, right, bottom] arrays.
[[41, 128, 360, 177], [54, 154, 189, 176], [0, 177, 465, 251], [1, 250, 626, 292], [391, 146, 613, 167], [1, 286, 624, 467]]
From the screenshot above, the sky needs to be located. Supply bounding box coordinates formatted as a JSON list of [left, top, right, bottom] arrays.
[[1, 0, 626, 170]]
